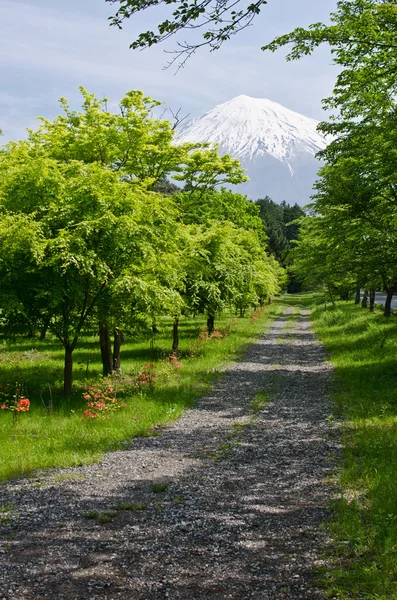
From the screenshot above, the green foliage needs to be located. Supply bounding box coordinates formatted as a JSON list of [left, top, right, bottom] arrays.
[[264, 1, 397, 124], [264, 1, 397, 299], [177, 187, 263, 235], [30, 87, 246, 190], [255, 197, 304, 260], [184, 223, 283, 319], [0, 84, 287, 412], [151, 177, 181, 196], [255, 197, 304, 292], [1, 87, 271, 392]]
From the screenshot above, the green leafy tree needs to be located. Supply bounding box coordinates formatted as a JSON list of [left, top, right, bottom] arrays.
[[264, 1, 397, 126], [184, 222, 283, 332], [255, 197, 304, 291], [25, 88, 247, 372], [176, 187, 264, 234], [261, 1, 397, 309], [32, 87, 247, 190], [0, 146, 180, 393]]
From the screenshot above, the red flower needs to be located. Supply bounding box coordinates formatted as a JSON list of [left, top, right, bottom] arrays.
[[1, 404, 6, 410], [17, 398, 30, 411]]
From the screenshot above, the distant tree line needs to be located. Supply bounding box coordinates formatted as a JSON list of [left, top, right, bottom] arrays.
[[255, 197, 304, 293]]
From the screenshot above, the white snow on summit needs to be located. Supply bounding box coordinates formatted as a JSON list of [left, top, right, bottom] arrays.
[[178, 94, 326, 166], [177, 95, 328, 205]]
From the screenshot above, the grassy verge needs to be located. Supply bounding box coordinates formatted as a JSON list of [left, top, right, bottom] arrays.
[[280, 294, 397, 599], [0, 307, 279, 482]]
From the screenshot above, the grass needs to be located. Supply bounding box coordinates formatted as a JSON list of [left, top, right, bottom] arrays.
[[149, 482, 169, 493], [250, 391, 271, 414], [114, 501, 147, 511], [0, 307, 279, 482], [279, 293, 397, 599]]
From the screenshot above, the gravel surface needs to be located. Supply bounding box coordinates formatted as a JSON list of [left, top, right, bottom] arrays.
[[0, 309, 340, 600]]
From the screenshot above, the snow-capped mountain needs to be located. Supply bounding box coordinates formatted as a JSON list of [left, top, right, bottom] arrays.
[[177, 95, 328, 205]]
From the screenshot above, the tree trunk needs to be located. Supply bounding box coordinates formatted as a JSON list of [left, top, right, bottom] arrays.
[[113, 329, 123, 372], [354, 288, 361, 305], [361, 289, 368, 308], [39, 316, 50, 341], [207, 314, 215, 335], [239, 307, 245, 318], [369, 288, 376, 312], [64, 344, 73, 395], [99, 324, 113, 376], [172, 318, 179, 354], [384, 289, 393, 317], [340, 290, 349, 301]]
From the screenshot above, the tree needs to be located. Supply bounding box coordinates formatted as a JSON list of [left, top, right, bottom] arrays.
[[0, 214, 44, 337], [152, 177, 181, 196], [1, 88, 253, 387], [261, 1, 397, 307], [32, 87, 246, 191], [183, 222, 283, 333], [176, 187, 264, 234], [24, 88, 248, 374], [0, 146, 181, 393], [264, 1, 397, 126], [291, 147, 397, 308], [255, 197, 304, 292]]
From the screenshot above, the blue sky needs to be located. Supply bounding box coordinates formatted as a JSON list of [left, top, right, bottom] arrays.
[[1, 0, 339, 142]]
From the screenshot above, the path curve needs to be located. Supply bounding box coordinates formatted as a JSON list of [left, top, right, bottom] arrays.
[[0, 309, 339, 599]]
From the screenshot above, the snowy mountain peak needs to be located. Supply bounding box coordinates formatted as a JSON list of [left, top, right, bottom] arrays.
[[177, 95, 327, 166]]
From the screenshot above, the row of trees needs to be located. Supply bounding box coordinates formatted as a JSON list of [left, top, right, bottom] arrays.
[[256, 198, 304, 292], [0, 88, 285, 394], [265, 0, 397, 311]]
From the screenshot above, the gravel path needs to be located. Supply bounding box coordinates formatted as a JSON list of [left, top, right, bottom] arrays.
[[0, 309, 340, 600]]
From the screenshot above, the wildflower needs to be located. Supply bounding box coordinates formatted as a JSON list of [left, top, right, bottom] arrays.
[[170, 354, 183, 369], [83, 409, 98, 419], [82, 381, 124, 419], [210, 330, 223, 341], [1, 404, 6, 410], [199, 329, 210, 343], [18, 398, 30, 411]]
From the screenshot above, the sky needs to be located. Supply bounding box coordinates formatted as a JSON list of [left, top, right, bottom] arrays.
[[1, 0, 339, 142]]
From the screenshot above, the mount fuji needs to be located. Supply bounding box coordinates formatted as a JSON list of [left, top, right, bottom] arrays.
[[177, 95, 328, 206]]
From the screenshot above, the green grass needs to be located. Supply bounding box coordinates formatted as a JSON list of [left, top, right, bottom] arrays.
[[0, 307, 278, 482], [149, 482, 169, 493], [279, 294, 397, 599], [250, 391, 271, 414], [114, 501, 147, 511]]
